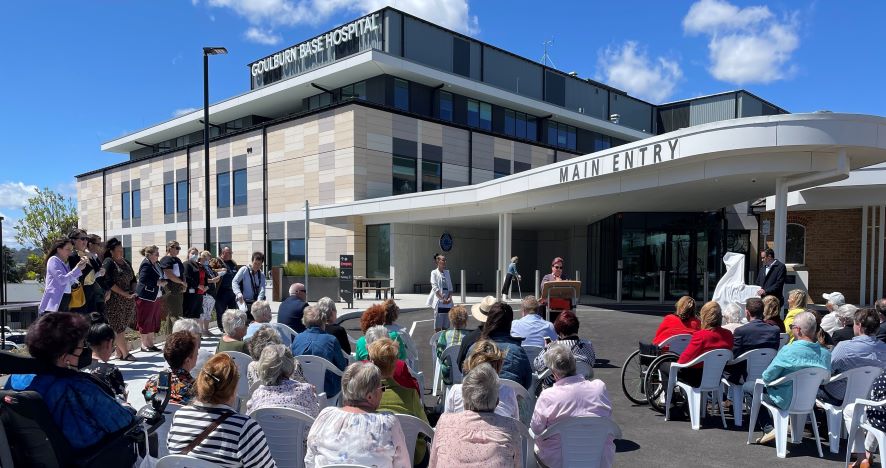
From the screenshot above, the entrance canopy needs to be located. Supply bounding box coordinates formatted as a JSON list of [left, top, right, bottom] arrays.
[[312, 113, 886, 229]]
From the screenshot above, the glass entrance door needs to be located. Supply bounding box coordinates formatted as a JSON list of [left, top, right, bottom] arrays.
[[667, 232, 692, 299]]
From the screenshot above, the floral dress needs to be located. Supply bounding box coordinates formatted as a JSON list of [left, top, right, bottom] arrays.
[[143, 367, 195, 405], [103, 257, 136, 333], [305, 407, 411, 468]]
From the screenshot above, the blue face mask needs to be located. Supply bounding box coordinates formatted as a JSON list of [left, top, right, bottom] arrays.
[[202, 260, 209, 267]]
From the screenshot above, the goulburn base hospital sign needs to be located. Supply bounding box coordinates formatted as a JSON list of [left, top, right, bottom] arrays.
[[556, 138, 679, 184]]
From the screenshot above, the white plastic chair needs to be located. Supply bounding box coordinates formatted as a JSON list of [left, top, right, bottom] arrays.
[[394, 413, 434, 463], [155, 454, 219, 468], [845, 398, 886, 468], [440, 345, 463, 397], [532, 416, 622, 468], [513, 419, 537, 468], [320, 465, 372, 468], [720, 348, 777, 427], [664, 349, 733, 430], [657, 333, 693, 355], [502, 378, 533, 424], [297, 354, 345, 407], [576, 360, 594, 380], [275, 323, 298, 343], [817, 365, 882, 453], [251, 407, 316, 468], [746, 367, 830, 458], [334, 310, 362, 325], [222, 351, 252, 408], [779, 333, 790, 349], [523, 345, 544, 367], [429, 330, 444, 396]]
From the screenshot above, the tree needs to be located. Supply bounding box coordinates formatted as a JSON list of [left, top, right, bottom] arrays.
[[14, 187, 79, 254], [2, 246, 22, 283]]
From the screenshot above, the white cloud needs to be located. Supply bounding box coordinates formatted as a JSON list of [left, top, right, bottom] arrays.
[[197, 0, 478, 40], [683, 0, 799, 85], [55, 181, 77, 199], [172, 107, 198, 118], [596, 41, 682, 103], [245, 27, 283, 45], [0, 182, 38, 210]]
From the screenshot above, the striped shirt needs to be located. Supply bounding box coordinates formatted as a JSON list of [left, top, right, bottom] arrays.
[[167, 402, 276, 467]]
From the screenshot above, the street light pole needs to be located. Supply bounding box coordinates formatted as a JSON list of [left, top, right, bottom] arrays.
[[0, 216, 5, 306], [203, 47, 227, 253]]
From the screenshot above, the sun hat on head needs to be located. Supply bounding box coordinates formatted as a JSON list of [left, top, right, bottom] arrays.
[[471, 296, 497, 323], [822, 292, 846, 306]]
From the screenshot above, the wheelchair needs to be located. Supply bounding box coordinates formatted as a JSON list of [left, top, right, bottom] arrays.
[[0, 350, 171, 468], [620, 334, 693, 413]]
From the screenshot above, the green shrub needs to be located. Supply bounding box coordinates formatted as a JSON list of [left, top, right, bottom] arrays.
[[25, 271, 37, 281], [281, 261, 338, 278]]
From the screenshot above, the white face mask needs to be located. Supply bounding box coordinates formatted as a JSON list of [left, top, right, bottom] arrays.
[[190, 254, 198, 262]]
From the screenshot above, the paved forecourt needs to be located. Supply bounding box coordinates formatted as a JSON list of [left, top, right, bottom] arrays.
[[119, 296, 851, 466]]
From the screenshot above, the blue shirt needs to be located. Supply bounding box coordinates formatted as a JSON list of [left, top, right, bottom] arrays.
[[823, 335, 886, 400], [244, 322, 293, 347], [507, 263, 518, 275], [511, 313, 557, 348], [291, 327, 347, 397], [7, 372, 135, 449], [762, 340, 831, 409]]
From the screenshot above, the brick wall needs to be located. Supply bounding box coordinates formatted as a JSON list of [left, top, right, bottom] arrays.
[[760, 208, 861, 304]]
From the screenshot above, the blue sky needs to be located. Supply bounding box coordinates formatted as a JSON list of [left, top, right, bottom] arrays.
[[1, 0, 884, 246]]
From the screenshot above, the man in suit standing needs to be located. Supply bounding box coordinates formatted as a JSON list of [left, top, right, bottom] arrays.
[[756, 248, 786, 308], [725, 297, 781, 383]]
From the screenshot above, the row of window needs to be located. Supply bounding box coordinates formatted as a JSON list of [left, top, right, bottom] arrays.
[[393, 157, 441, 195], [121, 169, 247, 221], [267, 238, 306, 267]]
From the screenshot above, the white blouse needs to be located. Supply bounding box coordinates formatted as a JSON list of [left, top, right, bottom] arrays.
[[444, 383, 519, 420], [304, 407, 411, 468]]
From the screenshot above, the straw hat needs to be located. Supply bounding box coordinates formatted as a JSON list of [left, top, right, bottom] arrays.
[[471, 296, 497, 322]]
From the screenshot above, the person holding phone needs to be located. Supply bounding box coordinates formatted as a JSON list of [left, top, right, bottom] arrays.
[[39, 238, 88, 314]]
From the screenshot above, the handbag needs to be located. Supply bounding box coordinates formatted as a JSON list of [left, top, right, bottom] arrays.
[[69, 282, 86, 309]]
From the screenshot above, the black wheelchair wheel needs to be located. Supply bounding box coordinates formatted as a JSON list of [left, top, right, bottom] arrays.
[[620, 350, 648, 405], [644, 353, 680, 414]]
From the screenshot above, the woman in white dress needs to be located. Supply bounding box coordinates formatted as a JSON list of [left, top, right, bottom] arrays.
[[427, 253, 454, 332]]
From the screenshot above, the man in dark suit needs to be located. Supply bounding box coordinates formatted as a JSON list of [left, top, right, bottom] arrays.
[[725, 297, 781, 383], [278, 282, 309, 333], [875, 298, 886, 344], [756, 248, 786, 308]]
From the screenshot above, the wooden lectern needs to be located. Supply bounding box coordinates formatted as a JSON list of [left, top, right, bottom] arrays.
[[540, 280, 581, 322]]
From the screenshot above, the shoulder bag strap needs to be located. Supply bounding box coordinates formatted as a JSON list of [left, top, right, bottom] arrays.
[[178, 410, 234, 455]]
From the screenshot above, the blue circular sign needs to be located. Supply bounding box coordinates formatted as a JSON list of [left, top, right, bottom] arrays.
[[440, 232, 453, 252]]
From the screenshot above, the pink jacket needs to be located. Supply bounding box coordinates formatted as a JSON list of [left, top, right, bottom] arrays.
[[39, 256, 82, 314]]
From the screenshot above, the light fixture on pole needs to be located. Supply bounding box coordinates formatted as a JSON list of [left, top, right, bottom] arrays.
[[203, 46, 227, 252]]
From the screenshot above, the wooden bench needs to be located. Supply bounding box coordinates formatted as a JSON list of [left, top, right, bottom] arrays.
[[354, 286, 395, 300]]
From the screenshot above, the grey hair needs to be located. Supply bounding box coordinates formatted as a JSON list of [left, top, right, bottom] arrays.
[[723, 304, 743, 324], [251, 300, 272, 323], [835, 304, 859, 326], [543, 342, 577, 378], [341, 362, 381, 405], [793, 311, 817, 338], [317, 297, 337, 322], [223, 309, 247, 335], [521, 295, 539, 314], [173, 318, 201, 337], [301, 306, 326, 329], [248, 325, 282, 360], [461, 363, 500, 412], [365, 325, 389, 345], [256, 344, 295, 386]]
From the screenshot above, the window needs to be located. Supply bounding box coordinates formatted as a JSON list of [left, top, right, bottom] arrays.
[[421, 160, 441, 191], [504, 110, 516, 136], [217, 172, 230, 208], [131, 189, 141, 219], [164, 183, 174, 215], [366, 225, 390, 278], [505, 110, 536, 141], [341, 81, 366, 100], [526, 117, 537, 141], [308, 93, 332, 110], [233, 169, 247, 206], [466, 99, 491, 130], [394, 78, 409, 111], [267, 239, 284, 267], [438, 91, 453, 122], [392, 156, 417, 195], [287, 239, 305, 263], [479, 102, 492, 131], [467, 99, 479, 127], [121, 191, 130, 220], [176, 180, 188, 213], [547, 121, 577, 150], [786, 223, 806, 264]]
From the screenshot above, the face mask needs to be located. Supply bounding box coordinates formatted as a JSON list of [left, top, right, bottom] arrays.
[[202, 260, 209, 267], [190, 254, 198, 262], [70, 346, 93, 370]]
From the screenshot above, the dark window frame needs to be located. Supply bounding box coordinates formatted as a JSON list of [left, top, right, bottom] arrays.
[[163, 183, 175, 215], [233, 169, 247, 206], [217, 172, 230, 208], [121, 191, 131, 220], [176, 180, 188, 213]]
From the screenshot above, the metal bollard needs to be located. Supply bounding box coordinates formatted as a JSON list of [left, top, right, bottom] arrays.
[[574, 270, 580, 283], [534, 270, 540, 298], [659, 270, 666, 304], [495, 269, 502, 301], [460, 269, 466, 303], [702, 270, 709, 301], [616, 270, 623, 303]]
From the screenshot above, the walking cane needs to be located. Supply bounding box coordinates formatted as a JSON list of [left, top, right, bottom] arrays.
[[516, 274, 522, 300]]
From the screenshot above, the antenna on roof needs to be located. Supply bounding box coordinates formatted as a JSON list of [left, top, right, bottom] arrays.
[[541, 38, 556, 68]]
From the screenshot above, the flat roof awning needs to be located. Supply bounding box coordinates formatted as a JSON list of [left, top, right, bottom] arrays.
[[297, 113, 886, 229]]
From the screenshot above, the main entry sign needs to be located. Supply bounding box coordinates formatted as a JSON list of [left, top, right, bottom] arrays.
[[557, 138, 679, 184]]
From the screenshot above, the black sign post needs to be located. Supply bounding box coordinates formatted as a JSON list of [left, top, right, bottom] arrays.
[[339, 255, 354, 309]]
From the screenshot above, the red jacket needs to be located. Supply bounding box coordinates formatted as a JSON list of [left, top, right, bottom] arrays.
[[677, 327, 734, 365], [653, 314, 701, 345]]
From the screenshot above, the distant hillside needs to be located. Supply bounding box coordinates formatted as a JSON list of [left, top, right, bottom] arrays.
[[11, 248, 40, 264]]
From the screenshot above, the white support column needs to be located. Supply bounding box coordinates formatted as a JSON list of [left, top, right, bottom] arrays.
[[497, 213, 504, 299], [773, 178, 789, 262], [861, 205, 869, 306], [878, 205, 885, 300], [497, 212, 512, 299], [871, 207, 879, 306]]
